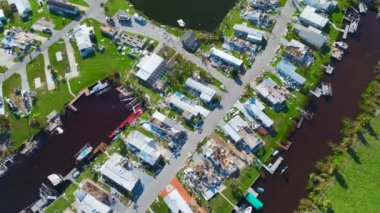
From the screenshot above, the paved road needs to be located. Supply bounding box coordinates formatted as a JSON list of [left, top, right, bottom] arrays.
[[127, 1, 296, 212]]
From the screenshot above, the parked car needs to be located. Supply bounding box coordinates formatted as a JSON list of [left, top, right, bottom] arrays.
[[118, 14, 132, 25], [105, 17, 115, 26], [42, 28, 52, 35]]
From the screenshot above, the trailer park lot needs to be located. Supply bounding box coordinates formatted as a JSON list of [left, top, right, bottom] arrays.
[[0, 0, 350, 212]]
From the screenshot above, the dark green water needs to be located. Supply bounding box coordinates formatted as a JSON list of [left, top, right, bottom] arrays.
[[129, 0, 238, 31]]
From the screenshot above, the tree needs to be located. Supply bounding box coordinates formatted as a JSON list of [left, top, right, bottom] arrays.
[[0, 1, 13, 18], [29, 115, 41, 128]]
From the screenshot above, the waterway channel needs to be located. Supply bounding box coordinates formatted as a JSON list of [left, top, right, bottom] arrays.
[[0, 84, 132, 212], [250, 12, 380, 212], [129, 0, 238, 31]]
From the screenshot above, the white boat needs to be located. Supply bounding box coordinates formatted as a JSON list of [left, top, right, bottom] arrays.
[[76, 145, 93, 161], [349, 21, 359, 33], [177, 19, 186, 27], [0, 164, 7, 177], [325, 64, 334, 75], [358, 3, 367, 14], [335, 41, 348, 50], [243, 206, 252, 213], [47, 174, 64, 186]]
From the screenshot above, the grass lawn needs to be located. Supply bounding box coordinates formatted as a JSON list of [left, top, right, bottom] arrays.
[[26, 54, 47, 91], [104, 0, 136, 16], [2, 74, 38, 149], [325, 115, 380, 212], [67, 0, 89, 7], [150, 197, 170, 213], [44, 184, 78, 213], [69, 18, 135, 93], [48, 38, 70, 78], [4, 0, 72, 31], [0, 66, 7, 73], [208, 165, 259, 213]]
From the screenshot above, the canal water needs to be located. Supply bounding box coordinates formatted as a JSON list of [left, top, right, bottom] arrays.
[[251, 12, 380, 212], [129, 0, 238, 31], [0, 84, 132, 212]]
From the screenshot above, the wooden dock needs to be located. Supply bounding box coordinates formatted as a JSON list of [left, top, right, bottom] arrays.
[[342, 25, 349, 39]]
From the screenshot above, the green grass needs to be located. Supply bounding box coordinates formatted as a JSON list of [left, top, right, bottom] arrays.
[[150, 197, 170, 213], [104, 0, 135, 16], [2, 74, 38, 148], [45, 184, 78, 213], [26, 54, 46, 91], [48, 38, 70, 78], [325, 116, 380, 212], [0, 66, 7, 73], [69, 18, 135, 93], [208, 165, 259, 213], [67, 0, 89, 7], [4, 0, 73, 31]]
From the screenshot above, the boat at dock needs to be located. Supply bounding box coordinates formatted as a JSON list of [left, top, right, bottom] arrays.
[[321, 82, 333, 96], [358, 2, 368, 14], [324, 64, 334, 75], [75, 144, 93, 162], [335, 41, 348, 50], [331, 47, 344, 60], [0, 164, 7, 177]]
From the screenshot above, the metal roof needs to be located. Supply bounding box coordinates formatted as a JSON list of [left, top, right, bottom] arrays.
[[276, 59, 306, 85], [210, 47, 243, 67], [300, 6, 329, 29], [136, 53, 164, 81], [75, 189, 112, 213], [74, 24, 93, 51], [244, 98, 274, 128], [100, 154, 139, 192], [125, 131, 161, 166], [185, 78, 216, 103]]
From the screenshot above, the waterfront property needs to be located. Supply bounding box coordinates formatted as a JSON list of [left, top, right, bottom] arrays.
[[275, 59, 306, 89], [74, 181, 113, 213], [209, 47, 243, 69], [124, 131, 162, 166], [135, 53, 168, 90], [233, 23, 265, 44], [142, 111, 188, 149], [184, 78, 216, 104], [249, 0, 278, 11], [293, 24, 327, 49], [255, 77, 288, 110], [304, 0, 337, 13], [100, 153, 141, 193], [7, 0, 31, 19], [242, 98, 274, 129], [284, 39, 314, 67], [181, 31, 200, 53], [222, 115, 263, 152], [299, 6, 329, 30], [47, 0, 80, 17], [73, 24, 95, 58]]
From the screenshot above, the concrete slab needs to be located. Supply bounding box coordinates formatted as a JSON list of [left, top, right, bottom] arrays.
[[43, 51, 56, 91], [63, 38, 79, 80], [34, 77, 41, 89], [0, 49, 16, 68], [55, 51, 63, 61]]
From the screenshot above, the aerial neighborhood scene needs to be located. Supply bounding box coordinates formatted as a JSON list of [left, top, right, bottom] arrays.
[[1, 0, 380, 212]]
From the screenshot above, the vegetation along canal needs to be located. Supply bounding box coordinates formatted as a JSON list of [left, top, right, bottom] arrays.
[[251, 12, 380, 213], [129, 0, 238, 31], [0, 83, 132, 212]]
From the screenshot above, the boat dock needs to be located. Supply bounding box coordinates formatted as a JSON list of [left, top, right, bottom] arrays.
[[321, 82, 333, 96], [20, 140, 38, 155], [311, 87, 322, 97], [276, 141, 292, 151], [67, 88, 90, 112], [331, 47, 344, 60], [263, 156, 284, 174]]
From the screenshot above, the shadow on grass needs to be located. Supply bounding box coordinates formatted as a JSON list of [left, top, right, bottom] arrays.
[[347, 147, 361, 164], [357, 132, 369, 145], [366, 123, 379, 140], [334, 171, 348, 189]]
